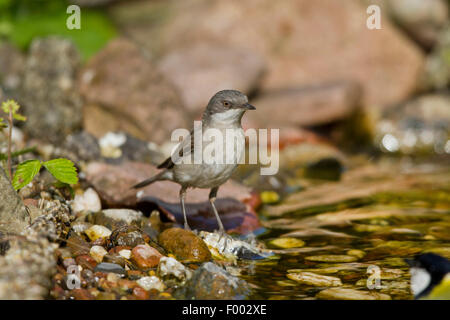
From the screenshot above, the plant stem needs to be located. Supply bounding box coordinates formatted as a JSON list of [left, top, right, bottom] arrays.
[[7, 108, 12, 180]]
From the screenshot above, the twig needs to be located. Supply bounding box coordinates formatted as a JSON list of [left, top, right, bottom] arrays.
[[7, 108, 12, 179]]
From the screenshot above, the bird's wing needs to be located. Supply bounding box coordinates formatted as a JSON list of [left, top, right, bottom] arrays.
[[157, 129, 195, 169]]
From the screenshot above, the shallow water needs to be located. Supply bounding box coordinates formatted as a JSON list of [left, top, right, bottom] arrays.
[[239, 160, 450, 300]]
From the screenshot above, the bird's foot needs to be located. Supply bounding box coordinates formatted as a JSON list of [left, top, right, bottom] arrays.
[[217, 228, 231, 253], [184, 222, 192, 232]]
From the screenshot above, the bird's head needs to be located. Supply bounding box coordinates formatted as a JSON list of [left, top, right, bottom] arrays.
[[203, 90, 255, 125]]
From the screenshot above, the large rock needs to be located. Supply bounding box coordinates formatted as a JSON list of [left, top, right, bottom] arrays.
[[78, 38, 190, 143], [250, 81, 362, 128], [158, 43, 265, 114], [21, 37, 83, 144], [175, 262, 250, 299], [111, 0, 424, 109], [85, 161, 252, 206], [0, 167, 28, 234], [384, 0, 448, 49]]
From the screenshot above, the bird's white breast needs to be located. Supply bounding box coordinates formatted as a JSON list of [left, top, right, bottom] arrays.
[[173, 126, 245, 188]]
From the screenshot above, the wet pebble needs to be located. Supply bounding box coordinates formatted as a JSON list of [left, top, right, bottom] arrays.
[[85, 225, 112, 241], [305, 255, 358, 263], [70, 288, 94, 300], [269, 237, 305, 249], [90, 245, 107, 263], [110, 225, 146, 247], [94, 262, 125, 275], [75, 255, 97, 271], [103, 253, 126, 267], [287, 272, 342, 287], [158, 228, 211, 262], [316, 288, 391, 300], [131, 244, 163, 269], [175, 262, 250, 300], [137, 276, 166, 292], [157, 257, 192, 285], [132, 286, 150, 300]]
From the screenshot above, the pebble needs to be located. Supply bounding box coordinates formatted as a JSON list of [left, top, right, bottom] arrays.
[[158, 257, 192, 284], [132, 286, 150, 300], [72, 188, 101, 213], [103, 253, 126, 267], [131, 244, 163, 269], [85, 225, 112, 241], [94, 262, 126, 275], [305, 255, 358, 263], [316, 288, 391, 300], [347, 249, 366, 259], [106, 272, 120, 283], [137, 276, 166, 292], [269, 237, 305, 249], [90, 245, 108, 263], [118, 249, 132, 260], [110, 226, 146, 247], [287, 272, 342, 287], [75, 255, 97, 271], [70, 288, 94, 300], [158, 228, 211, 262], [102, 209, 143, 225]]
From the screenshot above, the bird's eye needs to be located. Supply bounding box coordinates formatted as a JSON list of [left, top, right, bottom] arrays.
[[223, 101, 230, 107]]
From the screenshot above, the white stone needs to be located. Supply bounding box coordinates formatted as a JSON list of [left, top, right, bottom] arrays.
[[85, 225, 112, 241], [72, 188, 101, 213], [118, 249, 131, 260], [102, 209, 143, 225], [158, 257, 192, 283], [90, 245, 107, 263], [137, 276, 165, 291]]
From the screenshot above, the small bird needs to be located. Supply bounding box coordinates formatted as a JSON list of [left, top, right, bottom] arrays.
[[406, 253, 450, 299], [133, 90, 255, 233]]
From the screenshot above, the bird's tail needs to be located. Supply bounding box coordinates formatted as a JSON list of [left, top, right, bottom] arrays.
[[132, 171, 168, 189]]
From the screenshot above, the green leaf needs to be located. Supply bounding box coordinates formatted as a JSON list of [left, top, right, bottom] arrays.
[[12, 159, 41, 190], [43, 158, 78, 185], [12, 112, 26, 121]]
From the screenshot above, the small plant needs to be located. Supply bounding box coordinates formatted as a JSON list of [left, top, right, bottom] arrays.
[[1, 99, 78, 190], [12, 158, 78, 190], [1, 99, 26, 178]]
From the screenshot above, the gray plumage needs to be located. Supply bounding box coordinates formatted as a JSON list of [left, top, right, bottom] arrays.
[[133, 90, 255, 232]]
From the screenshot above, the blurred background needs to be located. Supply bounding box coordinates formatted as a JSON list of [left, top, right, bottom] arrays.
[[1, 0, 449, 159], [1, 0, 450, 301]]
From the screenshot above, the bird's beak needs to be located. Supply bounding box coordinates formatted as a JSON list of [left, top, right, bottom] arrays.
[[242, 103, 256, 110]]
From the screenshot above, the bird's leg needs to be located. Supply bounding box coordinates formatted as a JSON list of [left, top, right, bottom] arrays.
[[209, 187, 231, 252], [180, 187, 191, 231], [209, 187, 225, 233]]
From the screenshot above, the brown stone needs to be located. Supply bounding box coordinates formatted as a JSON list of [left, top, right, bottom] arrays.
[[158, 228, 211, 262], [158, 42, 265, 114], [132, 287, 150, 300], [131, 244, 163, 269], [78, 38, 189, 143], [85, 161, 252, 207], [75, 255, 97, 271], [250, 82, 362, 127], [70, 288, 94, 300]]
